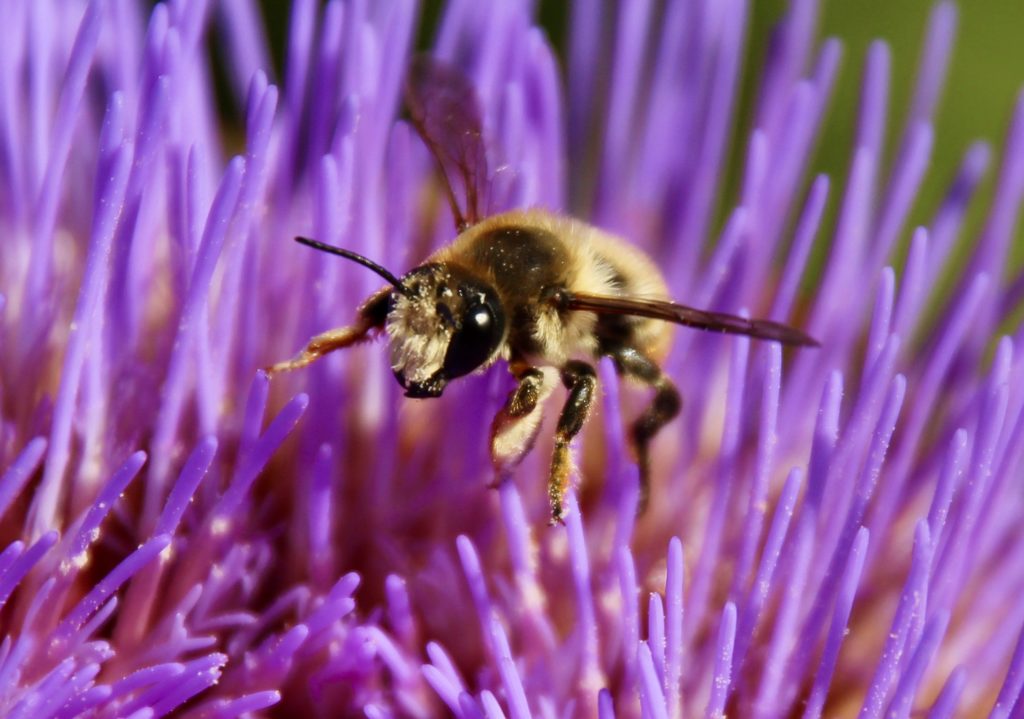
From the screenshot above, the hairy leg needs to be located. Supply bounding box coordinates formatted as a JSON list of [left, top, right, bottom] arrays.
[[548, 361, 597, 524], [264, 323, 375, 375], [264, 292, 388, 375], [490, 365, 558, 478], [609, 346, 681, 513]]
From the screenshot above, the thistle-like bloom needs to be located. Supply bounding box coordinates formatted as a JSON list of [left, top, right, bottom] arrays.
[[1, 0, 1024, 717]]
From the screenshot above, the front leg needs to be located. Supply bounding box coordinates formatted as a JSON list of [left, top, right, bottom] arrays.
[[490, 364, 558, 478], [264, 291, 389, 375], [264, 324, 372, 374], [549, 361, 598, 524]]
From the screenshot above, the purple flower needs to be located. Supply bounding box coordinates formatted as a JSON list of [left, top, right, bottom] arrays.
[[1, 0, 1023, 716]]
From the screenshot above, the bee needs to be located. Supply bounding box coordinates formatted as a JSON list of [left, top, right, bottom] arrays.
[[267, 58, 818, 523]]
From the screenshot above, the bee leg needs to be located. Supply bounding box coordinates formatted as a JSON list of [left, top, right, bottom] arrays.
[[549, 361, 598, 524], [489, 365, 558, 482], [265, 291, 389, 375], [264, 323, 374, 375], [609, 346, 681, 513]]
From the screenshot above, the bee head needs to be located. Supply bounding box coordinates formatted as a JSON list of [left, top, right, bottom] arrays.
[[387, 264, 506, 398], [288, 239, 506, 399]]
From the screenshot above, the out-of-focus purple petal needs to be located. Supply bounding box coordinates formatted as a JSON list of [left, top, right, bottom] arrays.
[[665, 537, 684, 719], [864, 269, 895, 375], [927, 142, 990, 282], [734, 467, 802, 676], [499, 481, 533, 582], [963, 93, 1024, 312], [990, 623, 1024, 719], [638, 640, 668, 719], [147, 654, 228, 717], [10, 656, 76, 719], [480, 689, 507, 719], [0, 531, 57, 609], [733, 343, 782, 596], [770, 172, 827, 321], [190, 689, 281, 719], [616, 545, 640, 690], [71, 596, 119, 653], [0, 543, 24, 590], [802, 527, 869, 719], [564, 491, 601, 693], [489, 615, 531, 719], [891, 227, 928, 339], [147, 156, 246, 520], [705, 602, 736, 719], [22, 0, 101, 309], [65, 451, 146, 562], [648, 591, 666, 688], [307, 443, 336, 585], [858, 521, 932, 718], [670, 0, 746, 293], [0, 437, 46, 520], [907, 2, 957, 131], [594, 0, 652, 227], [30, 124, 132, 537], [885, 610, 950, 719], [53, 534, 171, 645], [154, 438, 216, 536], [687, 333, 749, 639], [215, 391, 309, 518], [457, 534, 497, 656], [796, 373, 905, 688], [423, 664, 463, 716], [57, 683, 113, 719], [217, 0, 271, 102], [869, 123, 933, 271], [927, 666, 966, 719]]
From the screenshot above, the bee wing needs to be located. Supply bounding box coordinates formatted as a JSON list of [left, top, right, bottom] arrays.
[[561, 292, 820, 347], [406, 55, 489, 231]]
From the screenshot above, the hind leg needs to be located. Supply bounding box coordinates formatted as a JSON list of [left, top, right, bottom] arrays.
[[609, 346, 681, 512]]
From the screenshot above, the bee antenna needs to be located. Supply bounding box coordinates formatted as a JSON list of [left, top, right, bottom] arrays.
[[294, 236, 408, 294]]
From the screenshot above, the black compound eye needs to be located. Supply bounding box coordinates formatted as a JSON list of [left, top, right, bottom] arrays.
[[442, 303, 503, 379]]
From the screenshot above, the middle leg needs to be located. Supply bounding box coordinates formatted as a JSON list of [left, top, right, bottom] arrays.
[[548, 360, 598, 524]]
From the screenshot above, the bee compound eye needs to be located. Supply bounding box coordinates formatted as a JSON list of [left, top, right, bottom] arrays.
[[441, 302, 504, 379]]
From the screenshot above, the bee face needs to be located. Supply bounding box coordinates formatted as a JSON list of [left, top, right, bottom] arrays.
[[386, 265, 506, 398]]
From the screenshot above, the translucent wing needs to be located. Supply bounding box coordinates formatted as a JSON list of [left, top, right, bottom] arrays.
[[405, 56, 489, 232], [559, 292, 819, 347]]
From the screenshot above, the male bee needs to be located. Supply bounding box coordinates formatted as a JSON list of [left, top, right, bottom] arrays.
[[267, 58, 817, 523]]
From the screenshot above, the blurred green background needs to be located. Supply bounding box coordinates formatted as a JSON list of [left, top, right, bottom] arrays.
[[767, 0, 1024, 274]]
